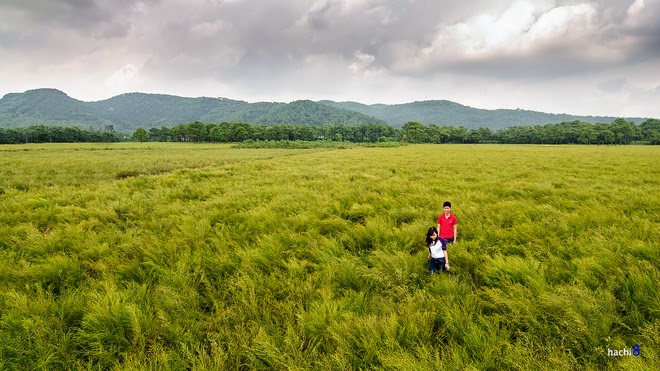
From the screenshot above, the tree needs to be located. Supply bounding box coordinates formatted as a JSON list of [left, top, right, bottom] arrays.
[[229, 122, 252, 142], [402, 121, 427, 143], [318, 125, 332, 141], [148, 127, 160, 141], [478, 127, 493, 143], [438, 127, 451, 143], [597, 128, 615, 144], [64, 126, 83, 142], [169, 125, 188, 142], [158, 126, 171, 142], [333, 124, 350, 142], [452, 126, 469, 143], [468, 129, 482, 144], [273, 124, 294, 140], [640, 119, 660, 144], [426, 124, 441, 143], [0, 128, 21, 144], [263, 126, 278, 141], [187, 121, 207, 143], [577, 125, 596, 144], [293, 125, 317, 141], [610, 118, 635, 144], [133, 127, 148, 143], [209, 125, 229, 143]]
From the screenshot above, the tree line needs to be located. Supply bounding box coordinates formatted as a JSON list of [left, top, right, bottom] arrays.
[[401, 119, 660, 145], [133, 122, 399, 143], [0, 125, 122, 144], [2, 119, 659, 145], [137, 119, 659, 145]]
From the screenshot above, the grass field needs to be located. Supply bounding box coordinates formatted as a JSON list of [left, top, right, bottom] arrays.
[[0, 143, 658, 370]]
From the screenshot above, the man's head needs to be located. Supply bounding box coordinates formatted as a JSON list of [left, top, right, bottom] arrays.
[[443, 201, 451, 214]]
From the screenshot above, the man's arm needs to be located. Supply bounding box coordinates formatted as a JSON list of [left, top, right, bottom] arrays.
[[453, 224, 458, 244]]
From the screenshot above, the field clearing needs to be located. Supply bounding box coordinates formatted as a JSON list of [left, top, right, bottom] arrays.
[[0, 143, 659, 369]]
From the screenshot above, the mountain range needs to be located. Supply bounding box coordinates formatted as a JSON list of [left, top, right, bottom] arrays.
[[0, 88, 651, 132]]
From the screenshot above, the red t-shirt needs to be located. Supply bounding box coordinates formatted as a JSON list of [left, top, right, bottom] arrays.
[[437, 213, 458, 239]]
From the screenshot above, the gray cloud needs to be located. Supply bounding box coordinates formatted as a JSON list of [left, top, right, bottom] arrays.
[[0, 0, 142, 37], [1, 0, 659, 117], [598, 78, 627, 93]]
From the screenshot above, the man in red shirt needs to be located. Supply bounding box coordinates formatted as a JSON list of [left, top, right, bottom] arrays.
[[437, 201, 458, 245]]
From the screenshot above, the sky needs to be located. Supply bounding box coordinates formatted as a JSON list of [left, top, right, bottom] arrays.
[[1, 0, 659, 118]]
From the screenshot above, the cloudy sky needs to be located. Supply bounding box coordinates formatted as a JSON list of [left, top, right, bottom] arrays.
[[1, 0, 659, 117]]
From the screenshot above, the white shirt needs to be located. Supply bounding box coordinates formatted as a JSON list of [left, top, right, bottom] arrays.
[[429, 239, 446, 259]]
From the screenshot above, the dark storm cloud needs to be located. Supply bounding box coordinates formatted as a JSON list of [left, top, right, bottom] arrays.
[[0, 0, 148, 64], [135, 0, 507, 79], [133, 0, 660, 83], [0, 0, 142, 37], [624, 4, 660, 60], [5, 0, 657, 79]]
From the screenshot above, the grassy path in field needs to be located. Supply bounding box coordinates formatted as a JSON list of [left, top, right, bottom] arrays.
[[0, 144, 658, 369]]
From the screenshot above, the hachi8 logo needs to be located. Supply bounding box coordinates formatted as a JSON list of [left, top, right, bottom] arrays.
[[608, 344, 641, 357]]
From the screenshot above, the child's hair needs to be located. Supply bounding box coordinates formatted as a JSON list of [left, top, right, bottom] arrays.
[[426, 226, 438, 246], [443, 201, 451, 208]]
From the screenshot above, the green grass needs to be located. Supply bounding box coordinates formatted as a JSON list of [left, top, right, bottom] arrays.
[[0, 143, 658, 369], [233, 140, 405, 149]]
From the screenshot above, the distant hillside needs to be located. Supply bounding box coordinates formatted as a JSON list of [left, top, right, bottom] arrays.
[[0, 89, 652, 132], [318, 100, 650, 129], [0, 89, 113, 128], [257, 100, 384, 126], [0, 89, 384, 132], [89, 93, 247, 129]]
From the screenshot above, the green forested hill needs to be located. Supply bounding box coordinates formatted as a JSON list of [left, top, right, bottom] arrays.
[[0, 89, 383, 132], [257, 100, 384, 126], [89, 94, 237, 130], [0, 88, 651, 132], [318, 100, 650, 129], [0, 89, 113, 128]]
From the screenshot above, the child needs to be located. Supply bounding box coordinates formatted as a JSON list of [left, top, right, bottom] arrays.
[[437, 201, 458, 245], [426, 226, 449, 273]]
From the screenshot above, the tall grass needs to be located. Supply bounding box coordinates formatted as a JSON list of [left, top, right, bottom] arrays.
[[0, 143, 658, 369]]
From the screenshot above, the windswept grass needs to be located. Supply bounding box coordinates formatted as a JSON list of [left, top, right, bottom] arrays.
[[0, 143, 658, 369]]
